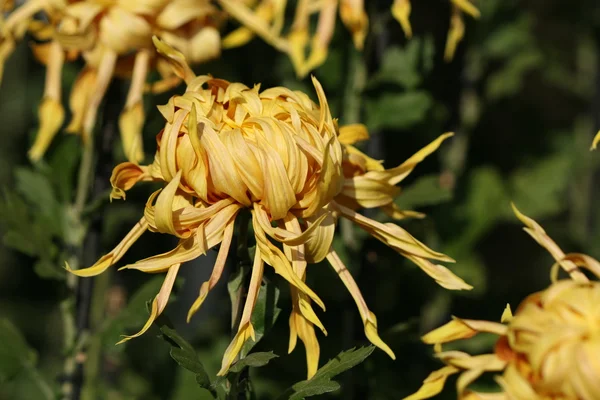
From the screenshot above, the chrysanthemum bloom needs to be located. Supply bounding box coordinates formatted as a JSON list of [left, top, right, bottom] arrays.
[[68, 37, 470, 378], [0, 0, 223, 162], [405, 204, 600, 400], [391, 0, 480, 61], [219, 0, 369, 77]]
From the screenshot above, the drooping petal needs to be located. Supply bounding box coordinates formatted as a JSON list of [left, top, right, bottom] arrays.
[[326, 249, 395, 359], [82, 47, 117, 143], [116, 263, 181, 344], [444, 6, 464, 62], [252, 210, 326, 311], [339, 0, 368, 50], [511, 203, 589, 283], [391, 0, 412, 39], [118, 49, 150, 163], [451, 0, 481, 18], [152, 35, 196, 84], [66, 68, 97, 134], [67, 218, 148, 277], [218, 246, 265, 376], [304, 209, 336, 263], [187, 219, 234, 322], [29, 40, 65, 161]]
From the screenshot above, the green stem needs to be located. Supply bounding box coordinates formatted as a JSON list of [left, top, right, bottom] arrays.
[[61, 138, 95, 400]]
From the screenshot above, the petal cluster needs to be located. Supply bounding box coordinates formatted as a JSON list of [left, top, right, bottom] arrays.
[[405, 205, 600, 400], [69, 38, 469, 378], [0, 0, 223, 162]]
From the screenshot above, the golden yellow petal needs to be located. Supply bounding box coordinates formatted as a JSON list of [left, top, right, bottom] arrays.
[[404, 254, 472, 291], [326, 250, 395, 359], [374, 133, 454, 186], [252, 211, 326, 310], [66, 68, 97, 134], [451, 0, 481, 19], [187, 220, 234, 322], [501, 304, 513, 323], [304, 210, 336, 263], [154, 170, 183, 236], [217, 322, 255, 376], [591, 130, 600, 150], [338, 124, 370, 145], [82, 49, 117, 143], [118, 49, 150, 163], [444, 7, 464, 62], [421, 319, 477, 345], [110, 162, 152, 201], [218, 0, 288, 52], [152, 36, 196, 84], [403, 366, 459, 400], [218, 247, 265, 376], [29, 97, 65, 161], [339, 0, 369, 50], [511, 203, 589, 283], [67, 218, 148, 277], [117, 263, 181, 344], [391, 0, 412, 39]]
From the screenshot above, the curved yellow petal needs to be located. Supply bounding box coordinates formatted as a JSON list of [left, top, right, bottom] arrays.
[[66, 218, 148, 277], [117, 263, 181, 344], [326, 250, 395, 359], [403, 366, 459, 400], [391, 0, 412, 39]]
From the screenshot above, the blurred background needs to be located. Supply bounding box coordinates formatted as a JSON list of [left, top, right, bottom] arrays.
[[1, 0, 600, 399]]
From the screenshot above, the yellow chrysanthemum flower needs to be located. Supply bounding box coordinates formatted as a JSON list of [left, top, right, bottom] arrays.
[[0, 0, 223, 162], [391, 0, 480, 61], [405, 204, 600, 400], [219, 0, 369, 77], [68, 37, 470, 378]]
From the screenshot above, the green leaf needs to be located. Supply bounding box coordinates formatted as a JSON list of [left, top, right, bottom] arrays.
[[14, 167, 62, 235], [46, 136, 81, 202], [396, 174, 453, 210], [158, 324, 215, 397], [365, 91, 432, 131], [485, 50, 543, 100], [0, 319, 55, 400], [279, 346, 375, 400], [241, 282, 281, 357], [508, 152, 571, 219], [368, 38, 434, 90], [229, 351, 278, 373]]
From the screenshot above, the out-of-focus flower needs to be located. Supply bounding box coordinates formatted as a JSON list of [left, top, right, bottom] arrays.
[[68, 38, 470, 378], [0, 0, 224, 162], [392, 0, 480, 61], [219, 0, 369, 77], [404, 204, 600, 400]]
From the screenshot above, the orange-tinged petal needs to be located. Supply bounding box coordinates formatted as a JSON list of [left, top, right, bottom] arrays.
[[117, 263, 181, 344], [110, 162, 153, 200], [67, 218, 148, 277], [326, 250, 395, 359]]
